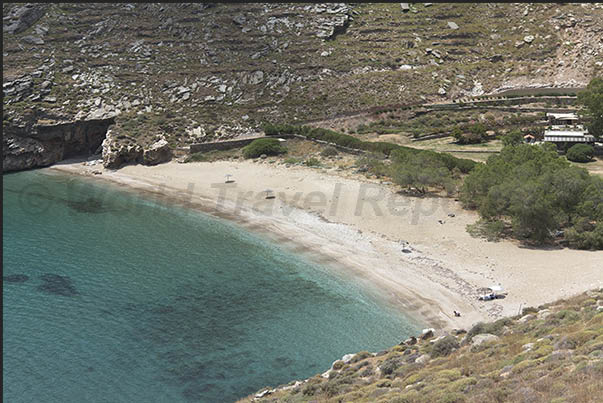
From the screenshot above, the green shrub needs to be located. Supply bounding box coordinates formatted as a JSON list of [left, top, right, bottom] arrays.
[[467, 318, 513, 341], [380, 357, 404, 375], [565, 222, 603, 250], [283, 157, 301, 165], [184, 152, 207, 163], [502, 129, 524, 146], [466, 219, 505, 241], [242, 138, 287, 159], [432, 336, 460, 358], [350, 351, 372, 363], [566, 144, 594, 163], [304, 157, 321, 167], [321, 146, 339, 157]]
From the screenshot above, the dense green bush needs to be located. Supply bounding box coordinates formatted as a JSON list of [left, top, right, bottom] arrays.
[[566, 144, 594, 163], [453, 123, 488, 144], [242, 138, 287, 159], [565, 222, 603, 249], [390, 148, 456, 195], [466, 219, 505, 241], [304, 157, 321, 167], [380, 357, 404, 375], [431, 336, 460, 358], [184, 152, 207, 163], [501, 129, 524, 146], [320, 146, 339, 157]]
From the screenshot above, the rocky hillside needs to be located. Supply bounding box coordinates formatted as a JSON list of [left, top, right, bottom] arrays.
[[3, 3, 603, 170], [243, 289, 603, 403]]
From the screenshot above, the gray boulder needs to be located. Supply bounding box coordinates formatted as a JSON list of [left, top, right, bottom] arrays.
[[3, 4, 48, 34], [21, 35, 44, 45], [471, 333, 499, 347], [143, 139, 172, 165], [101, 129, 143, 169]]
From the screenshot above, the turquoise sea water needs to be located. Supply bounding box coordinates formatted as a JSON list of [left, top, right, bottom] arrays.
[[3, 170, 421, 403]]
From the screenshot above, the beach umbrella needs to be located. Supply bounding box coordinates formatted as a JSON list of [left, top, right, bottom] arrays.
[[264, 189, 275, 199], [225, 174, 234, 183]]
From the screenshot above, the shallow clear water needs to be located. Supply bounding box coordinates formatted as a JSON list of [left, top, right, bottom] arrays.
[[3, 170, 421, 403]]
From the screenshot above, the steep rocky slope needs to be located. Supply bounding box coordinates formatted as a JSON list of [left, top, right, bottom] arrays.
[[243, 289, 603, 403], [3, 3, 603, 170]]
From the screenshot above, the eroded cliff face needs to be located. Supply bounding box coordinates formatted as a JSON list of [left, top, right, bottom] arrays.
[[2, 114, 114, 172]]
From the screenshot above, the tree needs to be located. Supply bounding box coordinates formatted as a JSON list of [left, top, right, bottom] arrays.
[[577, 77, 603, 139], [453, 123, 488, 144], [501, 129, 524, 147], [566, 143, 594, 163], [390, 151, 454, 194], [242, 138, 287, 158], [451, 127, 463, 142]]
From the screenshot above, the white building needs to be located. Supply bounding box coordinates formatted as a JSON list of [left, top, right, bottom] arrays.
[[543, 113, 595, 144]]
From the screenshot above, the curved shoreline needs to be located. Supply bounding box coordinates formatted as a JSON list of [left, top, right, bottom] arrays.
[[46, 159, 603, 332]]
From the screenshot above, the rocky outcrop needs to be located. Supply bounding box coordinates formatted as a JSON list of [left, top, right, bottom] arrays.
[[101, 131, 171, 169], [142, 138, 171, 165], [3, 3, 48, 34], [2, 114, 114, 172], [101, 129, 143, 169]]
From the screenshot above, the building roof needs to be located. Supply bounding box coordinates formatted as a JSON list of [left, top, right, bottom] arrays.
[[547, 112, 579, 120], [544, 130, 595, 142], [544, 130, 588, 137]]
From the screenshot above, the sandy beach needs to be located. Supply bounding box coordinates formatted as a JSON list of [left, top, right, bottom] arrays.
[[48, 159, 603, 332]]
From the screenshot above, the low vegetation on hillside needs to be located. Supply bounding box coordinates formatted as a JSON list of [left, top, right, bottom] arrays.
[[244, 289, 603, 403]]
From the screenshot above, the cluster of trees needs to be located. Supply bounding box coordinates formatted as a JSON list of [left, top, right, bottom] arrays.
[[460, 143, 603, 248]]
